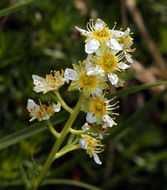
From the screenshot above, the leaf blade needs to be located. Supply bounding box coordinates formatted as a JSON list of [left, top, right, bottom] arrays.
[[0, 0, 40, 17], [107, 81, 167, 98]]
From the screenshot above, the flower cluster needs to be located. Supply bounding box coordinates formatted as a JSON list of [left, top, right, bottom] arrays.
[[27, 18, 134, 165]]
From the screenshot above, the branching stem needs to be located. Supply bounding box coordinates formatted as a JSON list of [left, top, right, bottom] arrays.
[[30, 94, 83, 190]]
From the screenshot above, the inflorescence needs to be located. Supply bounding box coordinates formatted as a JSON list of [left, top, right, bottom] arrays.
[[27, 18, 134, 165]]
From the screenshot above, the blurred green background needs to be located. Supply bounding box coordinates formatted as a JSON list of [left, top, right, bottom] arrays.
[[0, 0, 167, 189]]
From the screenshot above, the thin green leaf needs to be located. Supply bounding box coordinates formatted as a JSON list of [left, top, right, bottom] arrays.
[[42, 179, 101, 190], [0, 111, 68, 150], [107, 81, 167, 98], [105, 88, 167, 141], [0, 0, 41, 17], [20, 166, 31, 189]]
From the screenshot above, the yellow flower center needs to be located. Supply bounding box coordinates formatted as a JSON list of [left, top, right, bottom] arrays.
[[119, 35, 133, 46], [79, 73, 97, 88], [92, 99, 106, 116], [100, 54, 118, 72], [93, 29, 110, 41], [85, 135, 104, 154]]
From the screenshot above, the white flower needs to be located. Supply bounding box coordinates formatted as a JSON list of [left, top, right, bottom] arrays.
[[76, 18, 112, 54], [108, 73, 118, 85], [33, 71, 65, 94], [66, 61, 108, 97], [79, 135, 103, 165], [84, 96, 119, 127], [27, 99, 61, 122]]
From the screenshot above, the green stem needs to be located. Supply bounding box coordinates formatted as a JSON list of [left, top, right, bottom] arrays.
[[54, 90, 73, 114], [47, 120, 60, 138], [31, 94, 83, 190], [69, 128, 87, 135], [54, 144, 81, 159]]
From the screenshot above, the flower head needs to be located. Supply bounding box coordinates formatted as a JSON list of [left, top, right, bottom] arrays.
[[33, 70, 65, 94], [64, 60, 108, 97], [89, 46, 131, 86], [27, 99, 61, 122], [79, 134, 104, 165], [82, 122, 110, 139], [81, 96, 118, 127]]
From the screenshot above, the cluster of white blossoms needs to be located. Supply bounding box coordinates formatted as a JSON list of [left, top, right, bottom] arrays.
[[27, 18, 134, 165]]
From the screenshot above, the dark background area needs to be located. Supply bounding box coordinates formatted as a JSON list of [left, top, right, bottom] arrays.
[[0, 0, 167, 189]]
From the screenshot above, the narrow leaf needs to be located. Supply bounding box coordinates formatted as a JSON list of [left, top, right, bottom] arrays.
[[107, 81, 167, 98], [105, 88, 167, 141], [0, 0, 40, 17], [42, 179, 101, 190], [0, 111, 68, 150]]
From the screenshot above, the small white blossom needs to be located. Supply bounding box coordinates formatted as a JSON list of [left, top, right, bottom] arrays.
[[79, 135, 103, 165], [33, 71, 65, 94], [27, 99, 61, 122]]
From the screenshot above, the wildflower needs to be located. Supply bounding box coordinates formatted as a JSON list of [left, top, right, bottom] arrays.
[[82, 122, 109, 139], [79, 134, 104, 165], [76, 18, 122, 54], [33, 70, 65, 94], [81, 96, 118, 127], [88, 46, 131, 86], [64, 60, 108, 97], [27, 99, 61, 122]]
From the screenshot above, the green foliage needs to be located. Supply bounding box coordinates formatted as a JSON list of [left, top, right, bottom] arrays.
[[0, 0, 167, 189]]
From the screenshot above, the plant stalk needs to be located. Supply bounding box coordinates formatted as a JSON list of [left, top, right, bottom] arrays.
[[30, 94, 83, 190]]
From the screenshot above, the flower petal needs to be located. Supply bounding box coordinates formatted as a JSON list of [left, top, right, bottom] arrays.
[[118, 62, 130, 70], [64, 68, 78, 80], [103, 115, 117, 127], [86, 112, 96, 123], [85, 39, 100, 54], [94, 19, 105, 30], [27, 99, 39, 111], [111, 30, 124, 37], [108, 73, 118, 85], [107, 38, 123, 51], [75, 26, 90, 36], [92, 88, 102, 97], [82, 123, 90, 130], [123, 28, 130, 37], [42, 115, 50, 120], [93, 153, 102, 165], [79, 138, 87, 149], [87, 65, 101, 76], [53, 102, 61, 112], [86, 55, 101, 75], [32, 75, 46, 93], [125, 54, 133, 63]]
